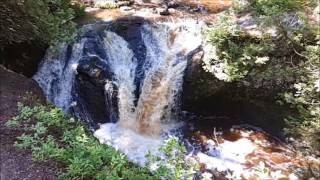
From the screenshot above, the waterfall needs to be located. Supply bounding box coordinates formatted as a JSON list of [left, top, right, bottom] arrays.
[[34, 19, 202, 164], [34, 41, 84, 110], [102, 31, 138, 130]]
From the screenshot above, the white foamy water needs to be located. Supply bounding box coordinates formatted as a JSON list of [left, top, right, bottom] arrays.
[[95, 20, 203, 164], [102, 30, 138, 128], [193, 128, 304, 179], [94, 123, 163, 165], [34, 41, 84, 109], [197, 138, 256, 179]]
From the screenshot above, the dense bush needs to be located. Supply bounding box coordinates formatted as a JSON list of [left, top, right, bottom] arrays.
[[207, 27, 274, 81], [249, 0, 316, 15], [6, 104, 156, 179], [206, 0, 320, 154], [281, 37, 320, 153], [0, 0, 85, 49]]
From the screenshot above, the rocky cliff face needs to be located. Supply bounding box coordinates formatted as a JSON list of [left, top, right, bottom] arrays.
[[182, 49, 292, 135], [0, 42, 47, 77]]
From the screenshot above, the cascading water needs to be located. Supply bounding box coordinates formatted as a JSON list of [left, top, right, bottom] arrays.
[[32, 3, 319, 178], [34, 19, 202, 164], [34, 42, 84, 110], [32, 17, 318, 180]]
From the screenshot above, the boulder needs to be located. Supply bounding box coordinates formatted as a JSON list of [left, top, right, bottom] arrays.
[[158, 8, 170, 15], [74, 63, 118, 126]]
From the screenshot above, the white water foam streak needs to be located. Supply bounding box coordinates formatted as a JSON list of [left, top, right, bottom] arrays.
[[34, 41, 85, 110]]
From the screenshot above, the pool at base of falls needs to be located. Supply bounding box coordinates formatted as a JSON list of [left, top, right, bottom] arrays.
[[94, 123, 163, 165]]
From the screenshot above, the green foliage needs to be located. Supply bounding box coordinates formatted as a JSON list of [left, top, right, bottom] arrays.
[[0, 0, 85, 48], [206, 1, 320, 154], [249, 0, 316, 16], [280, 36, 320, 153], [71, 1, 87, 18], [25, 0, 79, 46], [5, 118, 20, 128], [146, 136, 199, 180], [208, 26, 273, 81], [7, 104, 155, 179]]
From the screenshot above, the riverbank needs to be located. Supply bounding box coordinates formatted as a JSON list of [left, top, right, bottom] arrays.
[[0, 66, 61, 180]]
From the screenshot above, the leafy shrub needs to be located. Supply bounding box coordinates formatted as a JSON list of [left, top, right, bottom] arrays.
[[207, 26, 273, 81], [6, 104, 155, 179], [25, 0, 79, 46], [249, 0, 316, 16], [146, 136, 199, 180], [280, 36, 320, 154], [71, 1, 87, 17]]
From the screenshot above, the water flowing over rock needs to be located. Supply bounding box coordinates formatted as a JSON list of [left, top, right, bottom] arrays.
[[30, 1, 320, 178], [34, 19, 202, 163], [34, 19, 202, 164]]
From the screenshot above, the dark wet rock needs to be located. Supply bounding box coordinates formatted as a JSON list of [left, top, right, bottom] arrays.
[[159, 8, 170, 15], [183, 52, 227, 115], [167, 0, 179, 8], [70, 30, 119, 126], [73, 59, 119, 128], [192, 5, 207, 13], [74, 71, 110, 126], [74, 53, 119, 126]]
